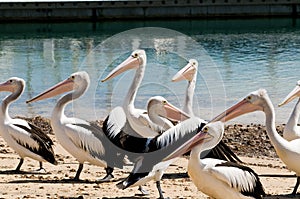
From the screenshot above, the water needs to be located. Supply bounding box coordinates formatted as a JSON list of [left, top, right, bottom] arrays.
[[0, 18, 299, 124]]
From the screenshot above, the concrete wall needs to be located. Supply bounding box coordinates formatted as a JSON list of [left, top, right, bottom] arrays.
[[0, 0, 299, 21]]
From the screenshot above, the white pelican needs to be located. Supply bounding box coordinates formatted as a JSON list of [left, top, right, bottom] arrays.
[[0, 77, 57, 172], [172, 59, 198, 116], [172, 59, 241, 163], [27, 71, 123, 181], [102, 49, 168, 137], [164, 121, 265, 199], [103, 96, 192, 198], [278, 80, 300, 141], [114, 117, 207, 199], [211, 89, 300, 195]]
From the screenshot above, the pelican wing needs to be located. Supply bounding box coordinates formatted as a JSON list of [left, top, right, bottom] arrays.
[[9, 120, 57, 164], [208, 161, 265, 198], [103, 106, 126, 139], [65, 122, 106, 159]]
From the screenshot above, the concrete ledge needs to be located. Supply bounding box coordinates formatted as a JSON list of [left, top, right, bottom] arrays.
[[0, 0, 299, 21]]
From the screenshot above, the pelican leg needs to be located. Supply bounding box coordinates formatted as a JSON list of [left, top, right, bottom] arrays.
[[138, 186, 149, 195], [36, 162, 46, 173], [156, 181, 168, 199], [15, 158, 24, 171], [73, 163, 84, 181], [97, 167, 114, 182], [292, 176, 300, 195]]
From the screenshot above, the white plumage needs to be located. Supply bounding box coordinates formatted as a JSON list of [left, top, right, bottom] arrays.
[[27, 71, 119, 181], [278, 80, 300, 141], [212, 89, 300, 195], [0, 77, 57, 171]]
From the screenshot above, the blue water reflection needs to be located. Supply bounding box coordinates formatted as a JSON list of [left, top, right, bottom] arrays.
[[0, 18, 299, 124]]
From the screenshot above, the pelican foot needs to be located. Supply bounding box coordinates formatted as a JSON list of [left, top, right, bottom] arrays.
[[137, 186, 149, 196], [96, 174, 114, 183], [35, 168, 47, 173]]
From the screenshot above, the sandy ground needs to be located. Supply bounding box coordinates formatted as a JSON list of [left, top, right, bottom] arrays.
[[0, 133, 299, 199]]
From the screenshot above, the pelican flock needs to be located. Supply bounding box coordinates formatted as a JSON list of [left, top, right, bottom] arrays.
[[0, 48, 298, 199]]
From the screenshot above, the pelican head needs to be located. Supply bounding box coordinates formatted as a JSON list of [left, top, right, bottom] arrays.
[[26, 71, 90, 103], [101, 49, 146, 82], [210, 89, 267, 123], [0, 77, 25, 95], [164, 121, 224, 161], [172, 59, 198, 82], [147, 96, 190, 122], [278, 80, 300, 107]]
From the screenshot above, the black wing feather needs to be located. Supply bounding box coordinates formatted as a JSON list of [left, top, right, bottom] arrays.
[[215, 161, 266, 199], [13, 123, 57, 165]]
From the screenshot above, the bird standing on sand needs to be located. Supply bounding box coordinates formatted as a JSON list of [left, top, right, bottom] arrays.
[[0, 77, 57, 172], [165, 122, 265, 199], [211, 89, 300, 196], [27, 71, 123, 181]]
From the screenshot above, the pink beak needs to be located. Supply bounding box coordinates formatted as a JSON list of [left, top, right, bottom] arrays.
[[26, 78, 74, 103], [101, 55, 140, 82]]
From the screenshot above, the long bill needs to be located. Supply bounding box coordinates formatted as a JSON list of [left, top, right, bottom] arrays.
[[172, 61, 195, 82], [162, 101, 190, 122], [101, 54, 140, 82], [26, 78, 74, 103], [278, 82, 300, 107], [209, 98, 262, 123], [163, 127, 209, 161]]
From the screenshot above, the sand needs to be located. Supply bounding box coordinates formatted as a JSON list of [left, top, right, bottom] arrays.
[[0, 118, 298, 199]]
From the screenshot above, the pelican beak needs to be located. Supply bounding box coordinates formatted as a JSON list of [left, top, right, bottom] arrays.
[[101, 54, 140, 82], [278, 84, 300, 107], [26, 78, 74, 103], [172, 62, 195, 82], [0, 81, 14, 92], [162, 101, 190, 122], [210, 98, 262, 123], [163, 126, 209, 161]]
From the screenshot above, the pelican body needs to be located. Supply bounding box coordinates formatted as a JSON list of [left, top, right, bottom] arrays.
[[27, 71, 123, 181], [103, 96, 192, 198], [211, 89, 300, 195], [166, 121, 265, 199], [279, 80, 300, 141], [0, 77, 57, 171], [172, 58, 241, 162], [102, 49, 174, 138]]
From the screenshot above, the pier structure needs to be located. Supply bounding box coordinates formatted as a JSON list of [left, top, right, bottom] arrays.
[[0, 0, 299, 21]]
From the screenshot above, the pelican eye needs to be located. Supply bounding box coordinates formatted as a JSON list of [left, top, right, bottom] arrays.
[[70, 75, 75, 80], [162, 100, 167, 105], [203, 127, 208, 132], [132, 53, 138, 58], [247, 96, 252, 100], [9, 80, 13, 83], [192, 62, 196, 65]]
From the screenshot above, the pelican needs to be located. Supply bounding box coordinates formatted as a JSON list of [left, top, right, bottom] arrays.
[[164, 121, 265, 199], [172, 59, 241, 162], [278, 80, 300, 141], [103, 96, 191, 198], [172, 59, 198, 116], [0, 77, 57, 172], [102, 49, 167, 137], [210, 89, 300, 195], [26, 71, 123, 181], [114, 117, 208, 199]]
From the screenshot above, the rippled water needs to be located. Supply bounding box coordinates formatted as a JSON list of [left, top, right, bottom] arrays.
[[0, 18, 299, 124]]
